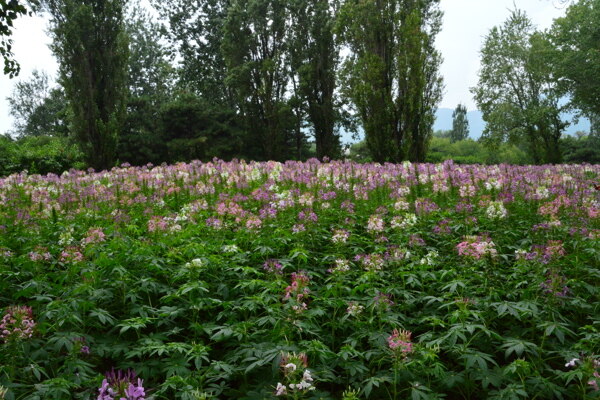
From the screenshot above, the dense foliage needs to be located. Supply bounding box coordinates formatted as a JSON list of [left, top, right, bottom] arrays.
[[1, 160, 598, 399], [0, 134, 84, 176]]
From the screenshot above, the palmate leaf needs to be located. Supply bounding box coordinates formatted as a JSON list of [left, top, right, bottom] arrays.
[[501, 338, 539, 358], [410, 383, 445, 400], [488, 383, 529, 400], [460, 350, 499, 371], [116, 316, 157, 334], [362, 376, 391, 398], [539, 321, 575, 344], [88, 308, 116, 325]]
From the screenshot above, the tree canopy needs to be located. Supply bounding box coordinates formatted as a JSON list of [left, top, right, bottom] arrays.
[[472, 9, 566, 164]]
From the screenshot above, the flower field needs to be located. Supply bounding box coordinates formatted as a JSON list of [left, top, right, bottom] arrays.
[[0, 160, 599, 399]]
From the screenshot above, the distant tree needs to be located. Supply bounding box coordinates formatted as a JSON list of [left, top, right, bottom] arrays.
[[433, 129, 451, 139], [560, 133, 600, 164], [0, 0, 37, 77], [450, 103, 469, 142], [337, 0, 443, 163], [472, 9, 566, 164], [547, 0, 600, 118], [6, 69, 69, 137], [45, 0, 129, 171]]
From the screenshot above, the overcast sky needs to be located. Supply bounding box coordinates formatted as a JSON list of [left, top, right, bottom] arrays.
[[0, 0, 570, 135]]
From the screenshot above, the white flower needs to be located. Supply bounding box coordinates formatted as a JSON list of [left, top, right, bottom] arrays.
[[391, 213, 417, 229], [565, 358, 579, 368], [284, 363, 297, 372], [296, 380, 314, 390], [186, 258, 204, 268], [222, 244, 240, 254], [486, 201, 507, 220], [536, 186, 550, 200], [275, 383, 287, 396], [484, 178, 502, 191], [393, 199, 410, 211], [303, 370, 313, 382]]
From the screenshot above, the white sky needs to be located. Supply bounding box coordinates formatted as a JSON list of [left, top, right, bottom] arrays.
[[0, 0, 570, 135]]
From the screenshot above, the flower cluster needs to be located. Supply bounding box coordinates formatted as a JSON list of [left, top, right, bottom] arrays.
[[517, 240, 566, 264], [331, 229, 350, 244], [59, 246, 85, 263], [366, 214, 385, 232], [73, 336, 90, 355], [387, 329, 413, 357], [328, 258, 351, 274], [275, 352, 315, 396], [185, 258, 205, 269], [284, 272, 310, 313], [98, 369, 145, 400], [415, 198, 439, 215], [147, 215, 181, 233], [346, 302, 364, 316], [28, 247, 52, 262], [456, 236, 497, 260], [354, 253, 385, 272], [419, 250, 439, 266], [263, 259, 284, 275], [0, 305, 35, 342], [540, 269, 570, 298], [433, 219, 452, 235], [373, 292, 394, 311], [390, 213, 417, 229], [82, 227, 106, 245], [485, 201, 508, 220]]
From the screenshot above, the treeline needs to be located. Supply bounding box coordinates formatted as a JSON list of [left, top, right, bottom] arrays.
[[1, 0, 599, 173], [2, 0, 443, 171]]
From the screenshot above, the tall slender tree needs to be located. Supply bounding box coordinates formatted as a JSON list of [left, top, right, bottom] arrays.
[[337, 0, 443, 163], [45, 0, 129, 171], [450, 103, 469, 142], [222, 0, 292, 160], [289, 0, 341, 160]]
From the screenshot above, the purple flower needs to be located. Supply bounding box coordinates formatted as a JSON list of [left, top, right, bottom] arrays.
[[97, 369, 145, 400]]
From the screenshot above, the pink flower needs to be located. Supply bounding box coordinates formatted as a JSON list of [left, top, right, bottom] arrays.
[[387, 329, 413, 356], [0, 306, 35, 342]]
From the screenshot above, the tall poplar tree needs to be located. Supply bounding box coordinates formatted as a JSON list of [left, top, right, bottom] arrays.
[[45, 0, 129, 171], [450, 103, 469, 142], [289, 0, 341, 160], [222, 0, 292, 160], [337, 0, 443, 163]]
